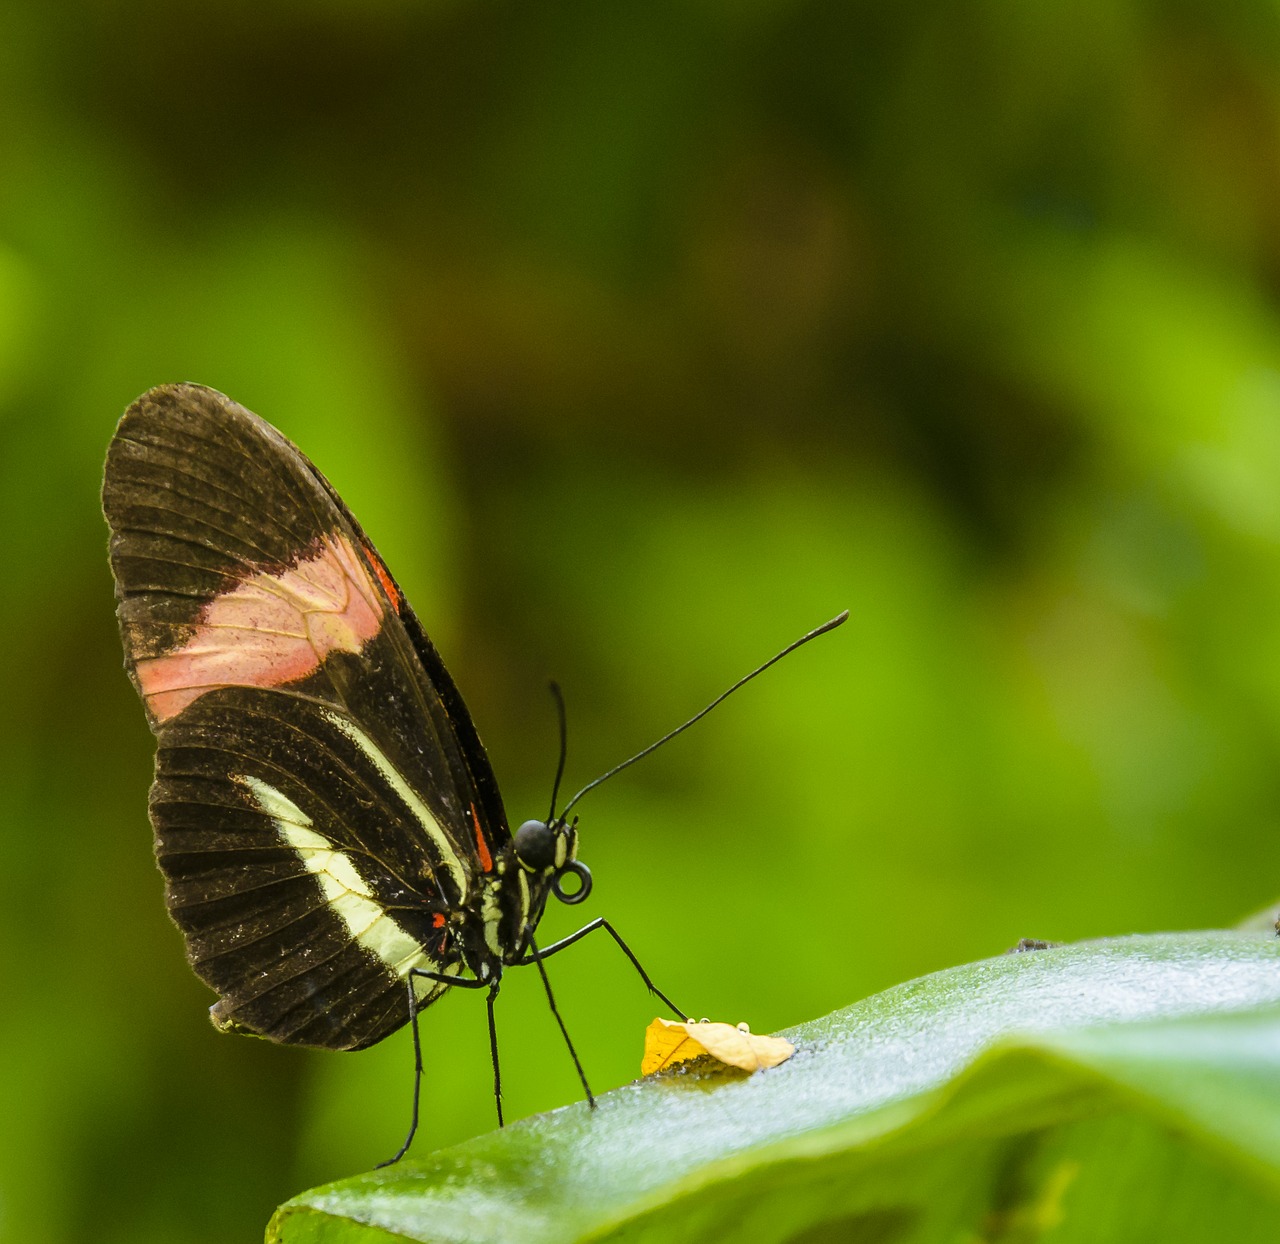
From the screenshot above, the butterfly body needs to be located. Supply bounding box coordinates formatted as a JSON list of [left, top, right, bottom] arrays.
[[105, 383, 834, 1160], [104, 383, 580, 1052]]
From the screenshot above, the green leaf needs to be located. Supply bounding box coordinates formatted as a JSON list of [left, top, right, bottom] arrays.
[[268, 932, 1280, 1243]]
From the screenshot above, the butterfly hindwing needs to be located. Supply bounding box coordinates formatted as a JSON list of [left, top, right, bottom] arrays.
[[152, 687, 461, 1050], [103, 384, 511, 1048]]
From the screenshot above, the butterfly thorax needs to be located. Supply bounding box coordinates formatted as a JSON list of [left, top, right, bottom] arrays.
[[445, 816, 582, 982]]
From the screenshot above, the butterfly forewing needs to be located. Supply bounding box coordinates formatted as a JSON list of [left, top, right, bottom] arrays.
[[103, 384, 510, 1049], [298, 458, 511, 853]]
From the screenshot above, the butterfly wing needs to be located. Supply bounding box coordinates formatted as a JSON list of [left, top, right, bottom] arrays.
[[155, 687, 462, 1050], [103, 383, 508, 1049], [296, 430, 511, 861]]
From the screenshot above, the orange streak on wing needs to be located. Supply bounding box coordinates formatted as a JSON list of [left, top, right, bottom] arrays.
[[363, 542, 402, 614], [470, 803, 494, 872]]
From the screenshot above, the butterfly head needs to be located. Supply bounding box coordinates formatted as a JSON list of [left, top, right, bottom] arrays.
[[513, 816, 592, 905]]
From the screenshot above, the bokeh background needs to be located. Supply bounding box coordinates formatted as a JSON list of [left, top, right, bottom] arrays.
[[4, 1, 1280, 1240]]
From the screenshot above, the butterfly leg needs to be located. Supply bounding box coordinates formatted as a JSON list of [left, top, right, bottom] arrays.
[[521, 918, 686, 1019], [376, 979, 427, 1168], [376, 970, 494, 1166], [526, 933, 596, 1109], [486, 980, 504, 1127]]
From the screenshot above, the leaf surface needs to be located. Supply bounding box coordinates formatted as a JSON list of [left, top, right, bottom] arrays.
[[269, 932, 1280, 1243]]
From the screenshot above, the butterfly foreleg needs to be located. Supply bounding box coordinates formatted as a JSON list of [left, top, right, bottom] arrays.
[[519, 918, 686, 1019]]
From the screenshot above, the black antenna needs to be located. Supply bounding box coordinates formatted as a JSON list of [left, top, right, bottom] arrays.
[[546, 681, 569, 823], [559, 610, 848, 818]]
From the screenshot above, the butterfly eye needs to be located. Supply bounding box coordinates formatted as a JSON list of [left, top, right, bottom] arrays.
[[552, 860, 592, 905], [513, 819, 557, 872]]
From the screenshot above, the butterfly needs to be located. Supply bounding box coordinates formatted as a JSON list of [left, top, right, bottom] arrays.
[[102, 383, 845, 1162]]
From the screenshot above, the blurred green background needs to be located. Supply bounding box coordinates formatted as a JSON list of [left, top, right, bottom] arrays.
[[4, 1, 1280, 1240]]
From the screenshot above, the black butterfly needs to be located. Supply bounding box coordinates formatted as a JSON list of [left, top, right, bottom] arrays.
[[102, 383, 844, 1161]]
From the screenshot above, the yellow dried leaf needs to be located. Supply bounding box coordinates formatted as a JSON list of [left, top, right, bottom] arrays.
[[641, 1018, 795, 1075]]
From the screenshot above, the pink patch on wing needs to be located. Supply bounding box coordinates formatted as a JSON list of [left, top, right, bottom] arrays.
[[136, 532, 385, 722]]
